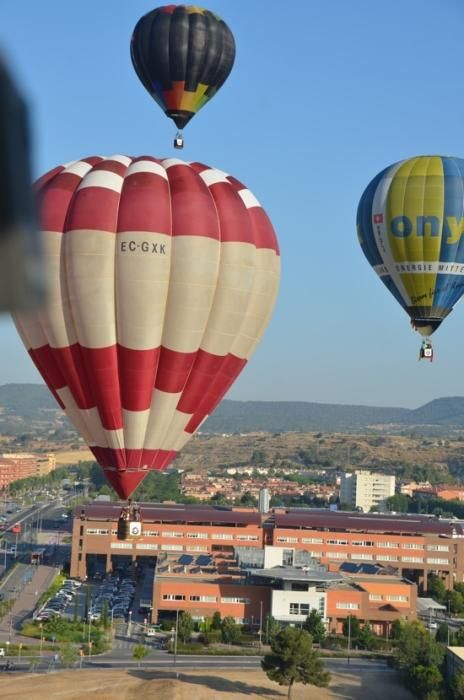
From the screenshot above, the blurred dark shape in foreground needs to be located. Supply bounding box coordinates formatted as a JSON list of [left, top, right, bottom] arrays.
[[0, 52, 46, 312]]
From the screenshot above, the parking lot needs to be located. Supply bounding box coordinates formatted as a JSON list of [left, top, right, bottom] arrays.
[[34, 562, 155, 631]]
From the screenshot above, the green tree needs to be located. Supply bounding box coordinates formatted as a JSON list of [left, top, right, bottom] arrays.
[[221, 616, 241, 645], [211, 611, 222, 630], [386, 493, 410, 513], [391, 619, 404, 640], [449, 590, 464, 614], [261, 627, 330, 700], [132, 644, 149, 667], [409, 664, 443, 699], [454, 627, 464, 647], [342, 616, 361, 641], [84, 588, 91, 620], [73, 596, 79, 623], [394, 621, 444, 698], [264, 615, 281, 645], [240, 491, 258, 507], [101, 600, 109, 630], [302, 610, 326, 644], [451, 670, 464, 700], [357, 622, 373, 650], [177, 611, 194, 644], [428, 575, 447, 604], [436, 622, 450, 644], [59, 643, 78, 668]]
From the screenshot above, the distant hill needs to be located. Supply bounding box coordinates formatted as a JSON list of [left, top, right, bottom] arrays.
[[2, 383, 464, 436]]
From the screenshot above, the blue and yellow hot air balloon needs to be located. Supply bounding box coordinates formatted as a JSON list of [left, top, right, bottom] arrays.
[[357, 155, 464, 360]]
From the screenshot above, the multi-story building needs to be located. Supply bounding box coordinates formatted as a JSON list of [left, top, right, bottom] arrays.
[[152, 547, 417, 634], [70, 503, 464, 591], [272, 508, 464, 590], [0, 453, 56, 490], [70, 502, 264, 580], [340, 470, 395, 512]]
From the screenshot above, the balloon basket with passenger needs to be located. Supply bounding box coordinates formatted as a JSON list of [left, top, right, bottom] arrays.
[[117, 500, 143, 541]]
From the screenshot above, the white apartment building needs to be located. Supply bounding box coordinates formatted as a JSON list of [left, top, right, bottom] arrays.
[[340, 470, 395, 513]]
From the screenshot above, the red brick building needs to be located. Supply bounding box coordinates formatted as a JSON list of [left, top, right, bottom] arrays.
[[0, 452, 56, 489], [70, 503, 464, 591]]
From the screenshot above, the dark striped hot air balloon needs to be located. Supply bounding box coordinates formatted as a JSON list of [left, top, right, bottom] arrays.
[[12, 155, 280, 500], [130, 5, 235, 146]]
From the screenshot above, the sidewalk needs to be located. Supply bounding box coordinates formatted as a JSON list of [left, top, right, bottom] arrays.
[[0, 564, 59, 637]]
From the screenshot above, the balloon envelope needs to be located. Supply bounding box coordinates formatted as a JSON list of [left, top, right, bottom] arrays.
[[357, 155, 464, 336], [13, 155, 280, 498], [130, 5, 236, 130]]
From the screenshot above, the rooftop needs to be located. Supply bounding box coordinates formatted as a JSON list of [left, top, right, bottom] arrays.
[[74, 502, 262, 526], [275, 508, 464, 537], [250, 566, 344, 584]]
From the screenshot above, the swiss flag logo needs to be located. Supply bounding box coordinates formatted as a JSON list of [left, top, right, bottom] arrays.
[[373, 213, 383, 224]]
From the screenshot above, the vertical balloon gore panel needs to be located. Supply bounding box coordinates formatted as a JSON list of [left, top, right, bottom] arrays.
[[0, 53, 46, 312]]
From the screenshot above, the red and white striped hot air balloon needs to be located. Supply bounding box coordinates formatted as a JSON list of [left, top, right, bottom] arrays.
[[12, 155, 280, 500]]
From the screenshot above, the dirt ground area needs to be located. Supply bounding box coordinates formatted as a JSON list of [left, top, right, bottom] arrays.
[[54, 449, 93, 466], [0, 668, 414, 700]]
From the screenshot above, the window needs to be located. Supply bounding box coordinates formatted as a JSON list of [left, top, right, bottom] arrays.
[[369, 594, 382, 601], [426, 545, 449, 552], [402, 543, 423, 550], [401, 556, 423, 563], [135, 543, 158, 550], [143, 531, 160, 537], [86, 528, 109, 535], [162, 531, 183, 538], [325, 552, 346, 559], [386, 595, 408, 602], [351, 553, 373, 560], [301, 537, 323, 544], [376, 554, 398, 561], [277, 537, 298, 543], [351, 540, 374, 547], [190, 595, 217, 602], [283, 549, 294, 566], [289, 603, 310, 616], [111, 542, 133, 549], [326, 539, 348, 546], [186, 545, 208, 552], [188, 532, 209, 539], [162, 594, 185, 601], [211, 533, 233, 540], [79, 526, 84, 536], [221, 597, 250, 604], [426, 558, 449, 565], [378, 542, 399, 549], [161, 544, 183, 551], [336, 602, 359, 610], [236, 535, 259, 541]]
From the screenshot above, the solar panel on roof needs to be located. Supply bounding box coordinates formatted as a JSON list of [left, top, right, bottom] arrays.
[[359, 564, 379, 575], [178, 554, 193, 566], [195, 555, 212, 567], [339, 562, 360, 573]]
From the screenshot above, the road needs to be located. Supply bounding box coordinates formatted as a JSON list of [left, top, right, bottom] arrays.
[[0, 653, 394, 674]]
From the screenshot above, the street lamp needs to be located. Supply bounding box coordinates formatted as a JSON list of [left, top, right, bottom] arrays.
[[347, 616, 351, 665], [127, 610, 132, 637], [174, 609, 179, 677], [258, 600, 263, 653]]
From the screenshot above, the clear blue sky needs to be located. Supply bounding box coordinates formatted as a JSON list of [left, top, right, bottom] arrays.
[[0, 0, 463, 409]]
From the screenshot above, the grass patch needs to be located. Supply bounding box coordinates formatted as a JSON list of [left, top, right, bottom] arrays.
[[21, 618, 110, 653], [37, 573, 67, 609], [173, 642, 261, 656]]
